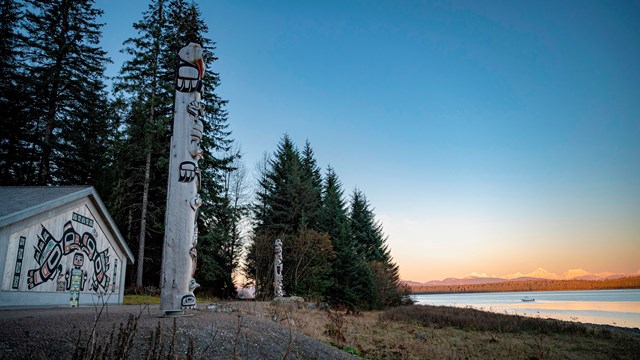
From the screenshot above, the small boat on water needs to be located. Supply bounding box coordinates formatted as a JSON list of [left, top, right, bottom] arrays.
[[521, 296, 535, 302]]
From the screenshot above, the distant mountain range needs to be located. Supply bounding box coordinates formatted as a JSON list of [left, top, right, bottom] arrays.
[[404, 268, 640, 287]]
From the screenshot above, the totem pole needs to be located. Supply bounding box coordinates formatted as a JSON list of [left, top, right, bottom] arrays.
[[274, 239, 284, 298], [160, 43, 204, 315]]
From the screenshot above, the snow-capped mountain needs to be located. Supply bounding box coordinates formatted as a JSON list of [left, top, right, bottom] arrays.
[[503, 268, 632, 281], [404, 268, 639, 286]]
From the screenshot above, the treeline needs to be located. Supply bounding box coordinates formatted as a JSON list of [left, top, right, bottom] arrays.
[[411, 276, 640, 294], [245, 136, 411, 309], [0, 0, 408, 309]]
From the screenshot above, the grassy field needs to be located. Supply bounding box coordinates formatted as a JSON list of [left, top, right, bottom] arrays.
[[123, 295, 640, 359], [123, 294, 161, 305], [123, 294, 219, 305]]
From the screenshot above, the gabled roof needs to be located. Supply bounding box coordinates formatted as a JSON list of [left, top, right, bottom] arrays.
[[0, 186, 135, 263]]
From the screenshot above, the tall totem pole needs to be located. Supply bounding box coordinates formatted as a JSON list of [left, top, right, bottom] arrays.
[[160, 43, 205, 315]]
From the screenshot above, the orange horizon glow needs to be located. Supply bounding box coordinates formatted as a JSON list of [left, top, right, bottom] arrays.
[[378, 210, 640, 283]]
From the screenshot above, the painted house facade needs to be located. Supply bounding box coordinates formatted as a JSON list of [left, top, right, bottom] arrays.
[[0, 186, 134, 307]]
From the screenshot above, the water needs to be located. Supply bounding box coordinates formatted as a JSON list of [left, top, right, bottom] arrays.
[[411, 289, 640, 328]]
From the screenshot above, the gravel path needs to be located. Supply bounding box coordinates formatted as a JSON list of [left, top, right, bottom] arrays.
[[0, 303, 356, 359]]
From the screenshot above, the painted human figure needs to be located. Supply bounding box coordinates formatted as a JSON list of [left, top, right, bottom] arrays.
[[66, 253, 87, 307], [274, 239, 284, 298]]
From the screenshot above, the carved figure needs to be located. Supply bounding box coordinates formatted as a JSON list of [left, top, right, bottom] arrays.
[[175, 44, 204, 93], [179, 161, 198, 183], [274, 239, 284, 298], [187, 101, 204, 160], [190, 193, 202, 211]]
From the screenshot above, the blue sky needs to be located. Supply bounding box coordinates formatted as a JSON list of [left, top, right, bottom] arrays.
[[97, 0, 640, 281]]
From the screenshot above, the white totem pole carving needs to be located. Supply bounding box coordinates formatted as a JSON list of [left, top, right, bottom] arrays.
[[160, 43, 204, 314], [274, 239, 284, 298]]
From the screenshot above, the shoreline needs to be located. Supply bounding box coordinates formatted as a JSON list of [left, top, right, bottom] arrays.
[[412, 289, 640, 330], [408, 276, 640, 294], [413, 302, 640, 331], [412, 286, 640, 295]]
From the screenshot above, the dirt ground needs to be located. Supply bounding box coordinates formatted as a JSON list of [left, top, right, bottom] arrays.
[[0, 302, 355, 360]]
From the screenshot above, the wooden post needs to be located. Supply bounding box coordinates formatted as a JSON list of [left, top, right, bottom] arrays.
[[160, 43, 205, 315]]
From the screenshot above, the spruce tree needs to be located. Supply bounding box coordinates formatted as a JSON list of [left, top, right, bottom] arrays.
[[318, 168, 375, 309], [0, 0, 29, 185], [247, 136, 333, 299], [252, 135, 310, 236], [248, 135, 303, 298], [20, 0, 112, 185], [349, 189, 406, 307], [112, 0, 171, 288], [300, 140, 323, 230], [349, 189, 387, 261]]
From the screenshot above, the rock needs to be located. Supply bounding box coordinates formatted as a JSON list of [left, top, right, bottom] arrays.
[[272, 296, 305, 308], [206, 303, 234, 313]]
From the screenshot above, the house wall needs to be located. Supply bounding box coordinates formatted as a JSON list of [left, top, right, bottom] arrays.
[[0, 197, 128, 307]]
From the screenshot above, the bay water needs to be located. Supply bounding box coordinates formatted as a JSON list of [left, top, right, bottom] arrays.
[[411, 289, 640, 328]]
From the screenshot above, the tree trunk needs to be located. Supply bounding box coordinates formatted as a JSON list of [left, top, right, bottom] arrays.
[[136, 151, 151, 288]]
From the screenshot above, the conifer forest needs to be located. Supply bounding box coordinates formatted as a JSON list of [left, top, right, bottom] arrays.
[[0, 0, 408, 309]]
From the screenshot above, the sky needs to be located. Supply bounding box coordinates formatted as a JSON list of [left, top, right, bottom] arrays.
[[96, 0, 640, 282]]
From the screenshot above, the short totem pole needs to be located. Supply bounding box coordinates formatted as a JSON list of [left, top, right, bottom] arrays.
[[160, 43, 205, 315], [274, 239, 284, 298]]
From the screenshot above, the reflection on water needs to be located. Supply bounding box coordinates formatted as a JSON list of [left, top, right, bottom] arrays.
[[412, 289, 640, 328]]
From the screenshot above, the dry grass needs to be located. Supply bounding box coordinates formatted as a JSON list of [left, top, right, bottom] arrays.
[[234, 301, 640, 360]]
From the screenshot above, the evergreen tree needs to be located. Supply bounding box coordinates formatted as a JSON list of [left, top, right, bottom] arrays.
[[246, 137, 406, 307], [349, 189, 387, 261], [112, 0, 171, 288], [300, 140, 323, 230], [20, 0, 112, 185], [0, 0, 29, 185], [318, 168, 375, 309], [257, 135, 305, 235], [247, 136, 332, 299], [349, 189, 406, 307], [248, 135, 303, 298]]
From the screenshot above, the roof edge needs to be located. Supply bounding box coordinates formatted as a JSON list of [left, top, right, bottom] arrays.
[[0, 186, 93, 228], [0, 186, 135, 264], [86, 188, 135, 264]]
